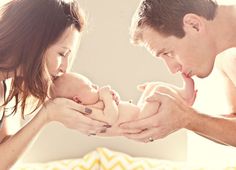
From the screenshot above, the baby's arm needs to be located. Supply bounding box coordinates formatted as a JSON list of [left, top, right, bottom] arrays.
[[86, 101, 104, 110], [99, 86, 119, 125]]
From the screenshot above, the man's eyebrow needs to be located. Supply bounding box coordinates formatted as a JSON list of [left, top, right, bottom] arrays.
[[156, 48, 165, 57]]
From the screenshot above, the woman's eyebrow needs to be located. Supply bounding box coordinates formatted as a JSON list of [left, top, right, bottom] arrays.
[[65, 49, 71, 56], [61, 46, 71, 51], [60, 47, 71, 56]]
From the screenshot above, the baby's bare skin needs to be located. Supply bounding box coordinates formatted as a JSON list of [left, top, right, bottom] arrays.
[[52, 73, 195, 136]]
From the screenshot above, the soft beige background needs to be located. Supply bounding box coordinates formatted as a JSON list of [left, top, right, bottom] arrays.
[[187, 0, 236, 165], [2, 0, 234, 164], [20, 0, 187, 163]]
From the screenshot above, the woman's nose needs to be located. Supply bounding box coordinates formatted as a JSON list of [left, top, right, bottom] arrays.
[[60, 58, 69, 73]]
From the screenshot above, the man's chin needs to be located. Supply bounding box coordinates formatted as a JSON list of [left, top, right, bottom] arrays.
[[196, 72, 210, 79]]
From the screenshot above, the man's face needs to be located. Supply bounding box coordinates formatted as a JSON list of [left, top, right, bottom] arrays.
[[141, 26, 217, 78]]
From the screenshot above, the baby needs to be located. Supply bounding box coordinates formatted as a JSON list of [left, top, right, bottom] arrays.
[[50, 72, 196, 136]]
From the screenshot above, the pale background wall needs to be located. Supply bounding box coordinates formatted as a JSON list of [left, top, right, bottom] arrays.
[[187, 0, 236, 165], [19, 0, 187, 163], [2, 0, 235, 164], [188, 48, 236, 165]]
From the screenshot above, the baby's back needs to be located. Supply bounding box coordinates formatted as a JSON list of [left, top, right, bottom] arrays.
[[117, 101, 140, 123], [103, 101, 140, 136]]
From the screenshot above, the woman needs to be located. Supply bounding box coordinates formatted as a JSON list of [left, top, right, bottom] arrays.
[[0, 0, 109, 169]]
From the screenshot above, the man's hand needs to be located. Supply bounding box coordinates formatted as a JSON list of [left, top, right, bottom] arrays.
[[119, 75, 197, 142], [120, 92, 195, 142]]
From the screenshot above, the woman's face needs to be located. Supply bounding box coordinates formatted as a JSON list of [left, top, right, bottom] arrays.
[[45, 26, 81, 80]]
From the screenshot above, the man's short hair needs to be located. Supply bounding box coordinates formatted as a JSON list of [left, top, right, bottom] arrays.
[[130, 0, 217, 44]]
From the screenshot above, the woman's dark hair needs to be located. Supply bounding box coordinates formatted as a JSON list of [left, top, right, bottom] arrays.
[[0, 0, 85, 118]]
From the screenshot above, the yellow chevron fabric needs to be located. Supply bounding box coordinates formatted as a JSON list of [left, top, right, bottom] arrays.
[[11, 149, 100, 170], [11, 147, 236, 170], [96, 147, 183, 170], [96, 148, 236, 170]]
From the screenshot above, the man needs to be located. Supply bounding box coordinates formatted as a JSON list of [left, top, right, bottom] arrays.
[[120, 0, 236, 146]]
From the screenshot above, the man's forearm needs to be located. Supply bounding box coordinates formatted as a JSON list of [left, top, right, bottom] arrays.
[[186, 110, 236, 146], [0, 110, 47, 170]]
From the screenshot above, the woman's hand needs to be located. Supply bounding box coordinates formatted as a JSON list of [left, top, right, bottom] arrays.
[[41, 98, 110, 135], [120, 92, 195, 142]]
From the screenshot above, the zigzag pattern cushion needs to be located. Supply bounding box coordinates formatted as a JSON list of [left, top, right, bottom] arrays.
[[97, 147, 184, 170], [97, 148, 236, 170], [11, 147, 236, 170], [11, 149, 100, 170]]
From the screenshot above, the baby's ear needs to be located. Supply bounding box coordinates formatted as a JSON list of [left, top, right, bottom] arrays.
[[72, 96, 81, 103]]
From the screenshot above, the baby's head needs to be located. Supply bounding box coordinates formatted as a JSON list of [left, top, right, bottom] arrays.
[[51, 72, 99, 105]]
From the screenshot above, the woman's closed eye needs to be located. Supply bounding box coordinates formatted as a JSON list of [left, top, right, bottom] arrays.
[[58, 50, 71, 58], [58, 52, 66, 57]]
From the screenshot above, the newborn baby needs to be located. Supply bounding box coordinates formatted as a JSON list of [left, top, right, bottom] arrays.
[[50, 72, 196, 136]]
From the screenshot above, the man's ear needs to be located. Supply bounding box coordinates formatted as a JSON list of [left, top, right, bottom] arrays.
[[72, 96, 81, 103], [183, 13, 204, 33]]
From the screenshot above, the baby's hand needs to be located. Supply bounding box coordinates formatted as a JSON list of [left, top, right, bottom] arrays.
[[110, 89, 120, 105], [99, 85, 112, 100]]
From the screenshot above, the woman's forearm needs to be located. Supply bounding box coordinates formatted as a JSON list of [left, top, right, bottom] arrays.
[[0, 110, 48, 170], [186, 110, 236, 146]]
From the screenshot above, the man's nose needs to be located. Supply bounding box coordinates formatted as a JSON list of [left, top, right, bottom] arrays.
[[171, 65, 182, 74], [167, 62, 182, 74]]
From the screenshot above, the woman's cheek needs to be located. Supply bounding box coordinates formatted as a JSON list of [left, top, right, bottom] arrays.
[[47, 61, 58, 75], [53, 58, 62, 71]]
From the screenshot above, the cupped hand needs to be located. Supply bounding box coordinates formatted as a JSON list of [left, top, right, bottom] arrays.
[[41, 98, 110, 135], [119, 92, 195, 142]]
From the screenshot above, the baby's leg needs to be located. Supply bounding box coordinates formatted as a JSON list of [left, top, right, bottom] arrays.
[[137, 83, 160, 107], [139, 99, 160, 119], [138, 84, 161, 119]]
